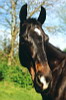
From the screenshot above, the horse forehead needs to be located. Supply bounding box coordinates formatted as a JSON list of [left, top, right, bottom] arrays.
[[34, 27, 41, 36]]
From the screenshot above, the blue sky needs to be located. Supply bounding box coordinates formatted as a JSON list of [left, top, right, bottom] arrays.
[[0, 0, 66, 50], [44, 0, 66, 50], [31, 0, 66, 50]]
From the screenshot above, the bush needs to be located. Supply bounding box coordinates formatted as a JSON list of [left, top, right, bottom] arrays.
[[64, 48, 66, 52], [0, 63, 9, 80], [0, 63, 33, 88], [8, 66, 33, 88], [0, 52, 33, 88]]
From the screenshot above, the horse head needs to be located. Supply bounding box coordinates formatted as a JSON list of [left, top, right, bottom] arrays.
[[19, 4, 52, 93]]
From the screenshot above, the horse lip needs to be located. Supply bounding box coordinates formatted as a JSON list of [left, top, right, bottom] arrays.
[[34, 78, 51, 94]]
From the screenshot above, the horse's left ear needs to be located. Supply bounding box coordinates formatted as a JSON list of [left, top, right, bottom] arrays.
[[19, 4, 27, 23], [38, 6, 46, 25]]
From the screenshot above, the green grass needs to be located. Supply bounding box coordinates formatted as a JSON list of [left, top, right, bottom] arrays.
[[0, 81, 42, 100]]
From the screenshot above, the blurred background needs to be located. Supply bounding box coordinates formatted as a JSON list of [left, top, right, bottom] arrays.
[[0, 0, 66, 100]]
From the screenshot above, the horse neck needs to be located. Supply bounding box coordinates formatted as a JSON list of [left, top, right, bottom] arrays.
[[46, 42, 66, 60], [45, 42, 66, 70]]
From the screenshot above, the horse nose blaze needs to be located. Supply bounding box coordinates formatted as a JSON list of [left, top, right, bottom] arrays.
[[39, 76, 49, 90]]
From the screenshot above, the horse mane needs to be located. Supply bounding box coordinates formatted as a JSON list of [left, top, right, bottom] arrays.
[[45, 42, 66, 70], [46, 42, 66, 60]]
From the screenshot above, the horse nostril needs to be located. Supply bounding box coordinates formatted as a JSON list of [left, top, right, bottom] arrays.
[[47, 72, 52, 82], [46, 76, 52, 83], [36, 74, 41, 85], [45, 73, 52, 88]]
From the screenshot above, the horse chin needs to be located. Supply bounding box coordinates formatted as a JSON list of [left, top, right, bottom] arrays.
[[34, 81, 51, 94], [41, 83, 51, 94]]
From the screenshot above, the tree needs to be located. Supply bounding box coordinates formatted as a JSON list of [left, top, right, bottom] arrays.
[[0, 0, 46, 65], [7, 0, 19, 65], [57, 4, 66, 34], [0, 0, 65, 65]]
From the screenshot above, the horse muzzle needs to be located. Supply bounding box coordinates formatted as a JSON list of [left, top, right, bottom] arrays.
[[34, 63, 52, 93]]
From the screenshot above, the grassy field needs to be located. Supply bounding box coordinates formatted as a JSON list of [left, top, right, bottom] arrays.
[[0, 81, 42, 100]]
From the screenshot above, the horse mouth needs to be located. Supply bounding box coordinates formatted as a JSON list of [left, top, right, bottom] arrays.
[[34, 75, 52, 93], [29, 64, 52, 93]]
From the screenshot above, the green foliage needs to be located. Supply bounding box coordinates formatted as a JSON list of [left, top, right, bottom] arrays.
[[0, 52, 33, 88], [8, 66, 33, 88], [0, 64, 33, 88], [0, 63, 9, 80], [63, 48, 66, 52], [0, 82, 41, 100]]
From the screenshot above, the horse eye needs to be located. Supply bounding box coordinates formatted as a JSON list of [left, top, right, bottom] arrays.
[[37, 35, 42, 42]]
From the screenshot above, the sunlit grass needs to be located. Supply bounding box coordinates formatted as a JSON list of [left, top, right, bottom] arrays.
[[0, 81, 42, 100]]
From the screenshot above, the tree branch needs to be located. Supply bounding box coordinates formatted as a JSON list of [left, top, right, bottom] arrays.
[[28, 2, 45, 18]]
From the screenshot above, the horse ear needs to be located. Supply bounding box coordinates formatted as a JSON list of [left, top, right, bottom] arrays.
[[19, 4, 27, 23], [38, 6, 46, 25]]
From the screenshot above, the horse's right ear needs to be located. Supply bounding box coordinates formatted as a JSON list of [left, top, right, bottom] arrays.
[[19, 4, 27, 23]]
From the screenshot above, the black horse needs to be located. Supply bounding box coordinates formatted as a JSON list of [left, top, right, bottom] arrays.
[[19, 4, 66, 100], [19, 4, 52, 93]]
